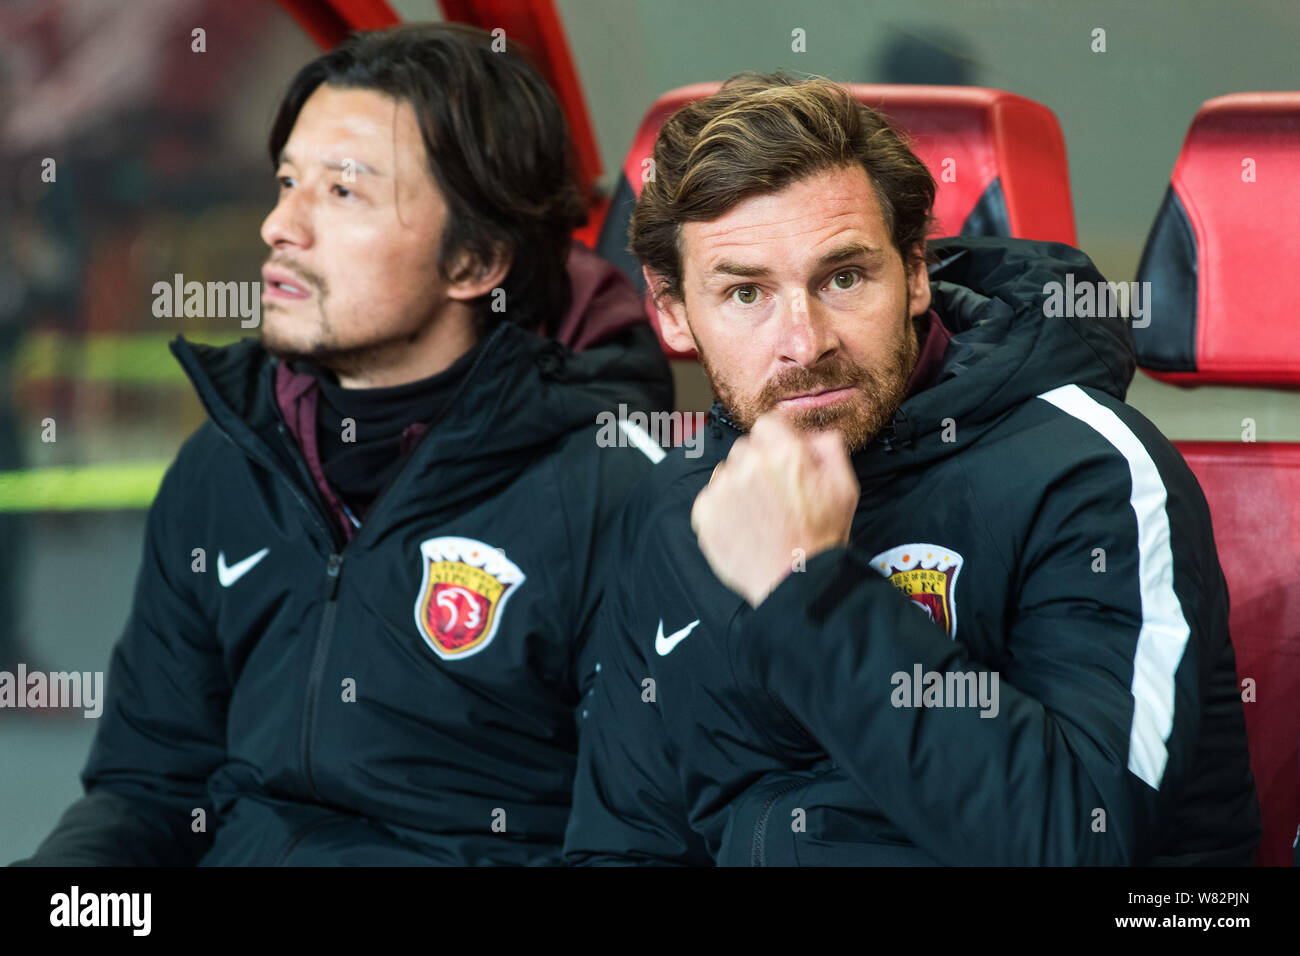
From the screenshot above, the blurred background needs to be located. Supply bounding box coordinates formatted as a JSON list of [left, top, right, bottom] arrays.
[[1, 0, 1298, 863]]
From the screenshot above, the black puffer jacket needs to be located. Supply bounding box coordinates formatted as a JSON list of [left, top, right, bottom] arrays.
[[17, 313, 671, 866], [566, 237, 1261, 866]]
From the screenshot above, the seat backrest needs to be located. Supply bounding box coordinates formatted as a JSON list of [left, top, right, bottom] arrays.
[[1177, 440, 1300, 866], [597, 83, 1077, 358], [1137, 95, 1300, 865], [1135, 92, 1300, 387]]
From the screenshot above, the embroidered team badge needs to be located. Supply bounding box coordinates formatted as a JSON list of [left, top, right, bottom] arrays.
[[868, 543, 964, 639], [413, 536, 525, 661]]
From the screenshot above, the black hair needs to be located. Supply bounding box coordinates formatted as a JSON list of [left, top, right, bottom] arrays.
[[268, 22, 586, 335]]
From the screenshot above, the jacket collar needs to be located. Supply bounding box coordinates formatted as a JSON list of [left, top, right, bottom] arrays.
[[170, 319, 672, 546]]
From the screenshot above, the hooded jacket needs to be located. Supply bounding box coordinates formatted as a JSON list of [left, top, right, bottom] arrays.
[[564, 236, 1261, 866], [16, 244, 673, 866]]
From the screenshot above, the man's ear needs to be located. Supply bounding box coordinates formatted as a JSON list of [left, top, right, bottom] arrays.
[[446, 243, 513, 303], [643, 266, 696, 354], [905, 241, 932, 317]]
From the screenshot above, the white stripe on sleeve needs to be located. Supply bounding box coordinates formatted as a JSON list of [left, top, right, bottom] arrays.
[[1037, 384, 1191, 791], [618, 419, 667, 464]]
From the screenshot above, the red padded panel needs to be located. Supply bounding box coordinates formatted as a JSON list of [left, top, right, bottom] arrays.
[[621, 83, 1076, 242], [620, 83, 1076, 358], [1178, 441, 1300, 865], [1146, 93, 1300, 388], [855, 85, 1076, 245]]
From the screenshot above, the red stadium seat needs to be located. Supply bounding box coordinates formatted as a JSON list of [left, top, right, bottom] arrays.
[[1134, 93, 1300, 387], [1176, 443, 1300, 866], [1136, 93, 1300, 865], [596, 83, 1078, 359]]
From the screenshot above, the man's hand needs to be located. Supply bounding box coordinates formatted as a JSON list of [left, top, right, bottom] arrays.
[[691, 412, 860, 607]]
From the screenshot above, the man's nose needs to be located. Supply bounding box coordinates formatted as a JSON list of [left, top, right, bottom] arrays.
[[260, 189, 312, 251], [777, 287, 838, 366]]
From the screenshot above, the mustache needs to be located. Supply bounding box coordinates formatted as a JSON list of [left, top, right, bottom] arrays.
[[264, 256, 327, 296], [756, 357, 872, 409]]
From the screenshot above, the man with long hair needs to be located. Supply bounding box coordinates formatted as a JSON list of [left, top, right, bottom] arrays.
[[17, 24, 670, 866]]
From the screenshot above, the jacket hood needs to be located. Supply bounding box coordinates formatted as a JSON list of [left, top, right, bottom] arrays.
[[856, 236, 1137, 477], [549, 239, 655, 350]]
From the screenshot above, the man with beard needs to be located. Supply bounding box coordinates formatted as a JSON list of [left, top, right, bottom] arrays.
[[564, 73, 1260, 865], [15, 24, 670, 866]]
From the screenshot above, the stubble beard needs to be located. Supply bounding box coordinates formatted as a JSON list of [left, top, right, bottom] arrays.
[[264, 307, 434, 381], [699, 307, 920, 453], [261, 263, 437, 381]]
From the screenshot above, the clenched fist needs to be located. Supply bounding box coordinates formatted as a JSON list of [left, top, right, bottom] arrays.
[[691, 413, 860, 607]]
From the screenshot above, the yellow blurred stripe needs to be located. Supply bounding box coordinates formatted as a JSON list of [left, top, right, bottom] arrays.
[[15, 331, 247, 384], [0, 461, 170, 511]]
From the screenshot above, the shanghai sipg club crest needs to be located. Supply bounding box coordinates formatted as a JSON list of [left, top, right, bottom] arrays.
[[868, 543, 965, 639], [413, 536, 525, 661]]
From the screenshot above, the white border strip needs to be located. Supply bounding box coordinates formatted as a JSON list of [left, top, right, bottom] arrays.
[[618, 419, 666, 464], [1037, 384, 1190, 790]]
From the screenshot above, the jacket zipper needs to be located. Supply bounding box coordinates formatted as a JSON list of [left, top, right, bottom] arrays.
[[193, 391, 349, 812], [335, 321, 509, 547], [285, 328, 511, 817], [750, 778, 808, 867], [299, 552, 343, 805], [272, 421, 343, 551], [182, 330, 509, 820], [289, 325, 520, 814]]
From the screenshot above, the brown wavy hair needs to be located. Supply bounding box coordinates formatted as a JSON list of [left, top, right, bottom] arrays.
[[630, 72, 936, 302]]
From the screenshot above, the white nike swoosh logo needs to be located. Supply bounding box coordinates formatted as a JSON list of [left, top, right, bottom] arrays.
[[655, 618, 701, 656], [217, 548, 270, 588]]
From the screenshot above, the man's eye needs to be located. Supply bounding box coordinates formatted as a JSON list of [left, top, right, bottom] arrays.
[[332, 184, 352, 198], [277, 176, 294, 190], [830, 270, 859, 290], [731, 285, 760, 305]]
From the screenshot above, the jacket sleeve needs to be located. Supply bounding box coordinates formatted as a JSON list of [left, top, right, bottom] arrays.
[[728, 443, 1223, 865], [563, 499, 713, 866], [562, 440, 659, 707], [12, 449, 228, 866], [559, 323, 674, 704]]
